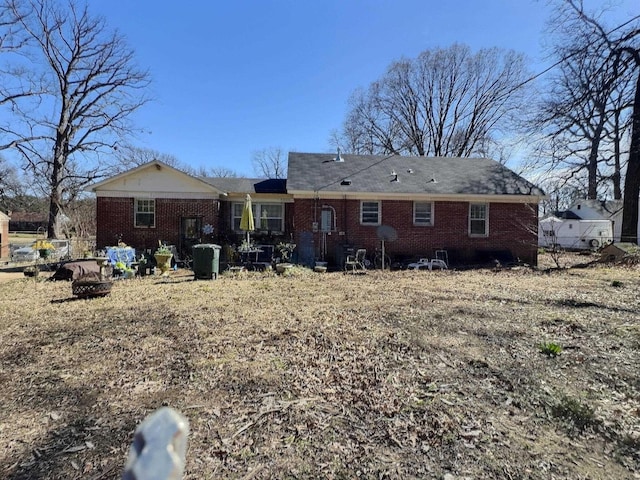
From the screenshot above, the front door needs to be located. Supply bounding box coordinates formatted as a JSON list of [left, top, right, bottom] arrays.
[[180, 217, 202, 256]]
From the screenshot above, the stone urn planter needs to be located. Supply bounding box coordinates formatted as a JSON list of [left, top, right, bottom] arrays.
[[154, 253, 173, 276], [275, 263, 293, 274]]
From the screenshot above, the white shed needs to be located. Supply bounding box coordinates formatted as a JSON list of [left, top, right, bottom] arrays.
[[569, 199, 640, 243], [539, 215, 613, 250]]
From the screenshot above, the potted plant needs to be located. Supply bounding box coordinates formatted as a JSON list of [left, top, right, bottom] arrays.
[[154, 242, 173, 276], [114, 261, 135, 279], [33, 239, 55, 262], [275, 242, 296, 273], [237, 238, 255, 253]]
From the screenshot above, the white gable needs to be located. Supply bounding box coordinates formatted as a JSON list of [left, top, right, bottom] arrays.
[[92, 162, 221, 199], [570, 203, 612, 221]]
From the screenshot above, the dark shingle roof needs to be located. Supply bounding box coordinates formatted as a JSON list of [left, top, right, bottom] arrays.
[[286, 152, 544, 196], [202, 178, 287, 194], [553, 210, 582, 220]]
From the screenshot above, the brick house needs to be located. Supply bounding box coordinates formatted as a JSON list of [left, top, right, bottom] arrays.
[[7, 211, 48, 232], [287, 152, 544, 267], [91, 153, 544, 267], [90, 161, 291, 258]]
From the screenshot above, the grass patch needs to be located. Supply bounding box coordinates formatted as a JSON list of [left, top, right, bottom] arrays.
[[0, 259, 638, 478], [551, 395, 599, 432], [538, 341, 562, 357]]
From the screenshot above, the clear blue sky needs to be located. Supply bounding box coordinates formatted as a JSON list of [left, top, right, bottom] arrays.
[[90, 0, 637, 177]]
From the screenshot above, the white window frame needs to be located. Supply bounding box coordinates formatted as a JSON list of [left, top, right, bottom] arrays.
[[413, 201, 434, 226], [360, 201, 381, 225], [134, 198, 155, 228], [232, 202, 284, 233], [469, 203, 488, 237], [320, 208, 335, 232]]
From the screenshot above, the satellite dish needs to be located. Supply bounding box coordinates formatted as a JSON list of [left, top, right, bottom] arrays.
[[376, 225, 398, 242], [376, 225, 397, 269]]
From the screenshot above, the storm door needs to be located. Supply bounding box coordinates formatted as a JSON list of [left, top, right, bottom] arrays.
[[180, 217, 202, 255]]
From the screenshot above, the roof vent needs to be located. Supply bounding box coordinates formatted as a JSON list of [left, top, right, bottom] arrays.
[[334, 147, 344, 162], [340, 179, 352, 186]]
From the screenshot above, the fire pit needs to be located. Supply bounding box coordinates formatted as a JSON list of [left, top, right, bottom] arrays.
[[72, 274, 113, 298]]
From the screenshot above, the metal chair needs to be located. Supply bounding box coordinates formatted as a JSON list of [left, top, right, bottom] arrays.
[[344, 248, 367, 273]]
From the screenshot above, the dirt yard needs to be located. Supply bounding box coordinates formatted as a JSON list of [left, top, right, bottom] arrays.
[[0, 257, 638, 479]]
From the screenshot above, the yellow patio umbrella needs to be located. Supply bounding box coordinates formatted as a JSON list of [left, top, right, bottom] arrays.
[[239, 194, 255, 244]]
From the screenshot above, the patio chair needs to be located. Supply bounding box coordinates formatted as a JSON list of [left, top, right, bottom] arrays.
[[344, 248, 367, 273]]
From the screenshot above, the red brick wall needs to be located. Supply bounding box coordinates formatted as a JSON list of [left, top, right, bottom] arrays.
[[0, 218, 8, 259], [96, 197, 219, 252], [293, 199, 538, 266]]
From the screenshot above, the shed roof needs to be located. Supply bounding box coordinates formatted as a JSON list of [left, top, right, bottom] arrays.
[[552, 210, 582, 220], [202, 178, 287, 195]]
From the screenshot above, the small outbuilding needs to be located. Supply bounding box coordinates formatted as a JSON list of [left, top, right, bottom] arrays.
[[0, 211, 10, 260], [599, 242, 639, 262], [539, 213, 613, 250]]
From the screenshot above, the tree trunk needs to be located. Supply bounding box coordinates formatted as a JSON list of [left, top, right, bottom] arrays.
[[47, 129, 66, 239], [612, 109, 622, 199], [621, 68, 640, 244], [587, 118, 604, 199]]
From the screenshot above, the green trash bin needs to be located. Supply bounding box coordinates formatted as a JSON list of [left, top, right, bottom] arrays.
[[192, 244, 221, 280]]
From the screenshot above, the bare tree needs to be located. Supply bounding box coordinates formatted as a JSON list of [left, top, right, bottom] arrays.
[[115, 144, 182, 171], [534, 1, 637, 201], [194, 165, 238, 178], [114, 145, 239, 178], [0, 154, 23, 208], [0, 0, 150, 238], [339, 44, 531, 158], [63, 197, 95, 239], [544, 0, 640, 243], [536, 171, 587, 215], [252, 146, 286, 178]]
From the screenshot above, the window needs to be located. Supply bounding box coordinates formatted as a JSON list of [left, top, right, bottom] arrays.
[[232, 202, 284, 233], [413, 202, 433, 226], [469, 203, 488, 236], [135, 199, 155, 228], [320, 208, 334, 232], [361, 201, 380, 225]]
